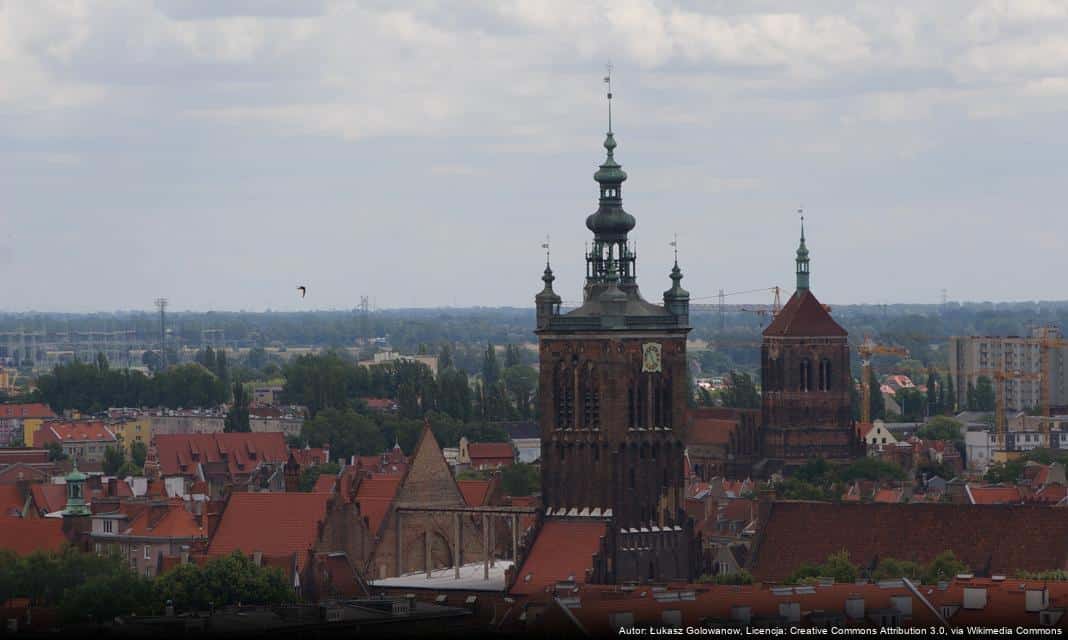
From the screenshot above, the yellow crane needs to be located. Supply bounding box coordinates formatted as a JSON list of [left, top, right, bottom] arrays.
[[857, 336, 909, 425], [975, 367, 1042, 445], [1036, 325, 1068, 419]]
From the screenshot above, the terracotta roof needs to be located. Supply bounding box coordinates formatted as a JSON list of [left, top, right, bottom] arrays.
[[749, 501, 1068, 582], [0, 449, 50, 465], [0, 485, 25, 517], [0, 518, 67, 555], [353, 474, 403, 536], [125, 499, 204, 538], [0, 404, 56, 420], [967, 484, 1024, 505], [154, 432, 288, 479], [467, 442, 514, 460], [30, 484, 67, 515], [290, 447, 329, 468], [873, 488, 903, 504], [208, 492, 330, 571], [721, 498, 755, 524], [510, 519, 607, 596], [762, 289, 846, 337], [312, 475, 336, 494], [457, 479, 491, 507], [37, 421, 116, 444], [1030, 483, 1067, 504], [361, 398, 396, 411]]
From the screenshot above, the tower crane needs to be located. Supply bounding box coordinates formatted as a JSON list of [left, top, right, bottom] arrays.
[[975, 367, 1042, 446], [856, 336, 909, 424], [1035, 325, 1068, 420]]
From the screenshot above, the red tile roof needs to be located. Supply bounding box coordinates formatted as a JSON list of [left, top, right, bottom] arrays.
[[353, 474, 403, 536], [290, 447, 330, 468], [37, 421, 115, 444], [749, 501, 1068, 582], [0, 404, 56, 420], [0, 485, 25, 517], [467, 442, 514, 461], [457, 479, 491, 507], [208, 492, 330, 571], [154, 432, 288, 479], [763, 289, 846, 337], [0, 449, 50, 465], [510, 519, 607, 596], [967, 484, 1023, 505], [0, 518, 68, 555], [125, 500, 204, 538], [312, 475, 336, 494], [873, 488, 903, 504], [30, 484, 66, 515]]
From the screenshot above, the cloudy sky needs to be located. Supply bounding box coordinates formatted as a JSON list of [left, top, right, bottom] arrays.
[[2, 0, 1067, 311]]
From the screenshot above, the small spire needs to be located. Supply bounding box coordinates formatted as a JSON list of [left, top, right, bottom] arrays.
[[795, 207, 810, 291], [541, 235, 551, 267], [604, 62, 613, 134], [670, 234, 679, 267]]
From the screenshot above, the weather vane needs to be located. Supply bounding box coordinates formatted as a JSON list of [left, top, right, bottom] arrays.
[[670, 233, 678, 263], [541, 235, 550, 265], [798, 206, 805, 238], [604, 62, 613, 132]]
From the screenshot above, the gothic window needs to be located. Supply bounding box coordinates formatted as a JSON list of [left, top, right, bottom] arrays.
[[581, 362, 600, 429], [818, 359, 832, 391], [555, 362, 574, 429], [661, 376, 673, 428], [800, 358, 812, 392]]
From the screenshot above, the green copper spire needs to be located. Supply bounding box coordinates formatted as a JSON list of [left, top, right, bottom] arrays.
[[796, 210, 810, 291], [62, 458, 90, 517]]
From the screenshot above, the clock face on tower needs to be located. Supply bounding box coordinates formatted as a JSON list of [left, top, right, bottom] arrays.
[[642, 342, 663, 373]]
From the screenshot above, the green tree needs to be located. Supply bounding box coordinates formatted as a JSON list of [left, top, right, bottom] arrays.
[[59, 569, 158, 624], [437, 344, 454, 372], [281, 351, 352, 417], [95, 352, 109, 373], [974, 376, 996, 412], [247, 346, 269, 371], [102, 446, 125, 476], [437, 368, 473, 422], [868, 368, 886, 421], [500, 463, 539, 497], [298, 462, 341, 492], [966, 381, 977, 411], [482, 343, 501, 386], [721, 371, 760, 409], [301, 408, 384, 462], [224, 382, 251, 433], [922, 551, 967, 584], [501, 365, 538, 419], [926, 370, 941, 416], [945, 374, 957, 414], [871, 557, 922, 582], [895, 387, 926, 421], [786, 550, 858, 585], [915, 416, 963, 442], [45, 441, 67, 462], [130, 440, 148, 468], [504, 344, 522, 368], [156, 552, 294, 613], [697, 570, 753, 585]]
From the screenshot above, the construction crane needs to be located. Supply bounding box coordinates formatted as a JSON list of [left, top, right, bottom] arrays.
[[1035, 325, 1068, 419], [856, 336, 909, 424], [975, 367, 1042, 446], [693, 286, 783, 330]]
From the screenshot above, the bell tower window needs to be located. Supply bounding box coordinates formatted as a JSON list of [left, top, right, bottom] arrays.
[[800, 358, 812, 392]]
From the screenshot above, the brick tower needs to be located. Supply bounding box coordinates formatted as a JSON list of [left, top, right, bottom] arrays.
[[759, 218, 861, 473], [533, 100, 696, 583]]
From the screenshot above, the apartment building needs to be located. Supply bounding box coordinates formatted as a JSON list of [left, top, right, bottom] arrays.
[[948, 325, 1068, 412]]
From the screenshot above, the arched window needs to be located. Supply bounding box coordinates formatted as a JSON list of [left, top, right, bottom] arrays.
[[581, 362, 600, 429], [555, 362, 574, 429], [800, 359, 812, 392], [818, 358, 832, 391]]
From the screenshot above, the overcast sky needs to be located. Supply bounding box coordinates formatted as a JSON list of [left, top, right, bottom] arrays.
[[3, 1, 1067, 312]]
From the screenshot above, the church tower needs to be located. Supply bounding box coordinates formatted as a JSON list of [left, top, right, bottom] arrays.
[[534, 94, 695, 583], [760, 218, 860, 472]]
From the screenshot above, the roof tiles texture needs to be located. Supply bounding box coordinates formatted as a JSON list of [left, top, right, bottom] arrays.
[[0, 518, 67, 555], [750, 501, 1068, 582], [510, 519, 607, 596], [763, 289, 846, 337], [208, 492, 330, 571], [154, 432, 288, 479], [467, 442, 514, 461], [457, 479, 491, 507]]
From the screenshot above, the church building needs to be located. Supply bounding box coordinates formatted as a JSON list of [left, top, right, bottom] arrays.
[[758, 222, 862, 473], [520, 109, 698, 585]]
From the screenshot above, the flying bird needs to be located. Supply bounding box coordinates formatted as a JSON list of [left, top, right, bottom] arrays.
[[297, 286, 306, 299]]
